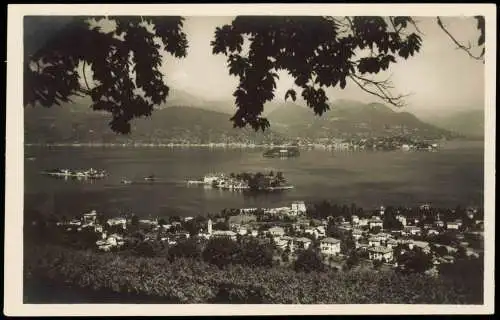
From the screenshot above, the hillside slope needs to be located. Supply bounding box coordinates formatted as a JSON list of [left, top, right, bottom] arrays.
[[267, 100, 456, 140], [24, 104, 285, 144], [421, 110, 484, 139], [24, 94, 458, 143]]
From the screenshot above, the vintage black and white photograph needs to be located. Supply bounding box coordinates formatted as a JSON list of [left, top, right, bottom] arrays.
[[5, 3, 495, 316]]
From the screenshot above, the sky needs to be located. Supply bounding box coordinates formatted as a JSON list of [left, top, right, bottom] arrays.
[[160, 16, 485, 117]]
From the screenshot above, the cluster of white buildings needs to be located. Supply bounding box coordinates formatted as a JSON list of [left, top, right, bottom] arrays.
[[264, 225, 341, 256], [96, 233, 125, 251], [55, 202, 483, 265], [54, 210, 127, 251], [240, 201, 308, 217]]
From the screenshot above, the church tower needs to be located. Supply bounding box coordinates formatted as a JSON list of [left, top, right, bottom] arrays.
[[207, 219, 213, 235]]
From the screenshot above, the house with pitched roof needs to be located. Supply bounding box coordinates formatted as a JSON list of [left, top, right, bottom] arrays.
[[320, 237, 341, 255], [368, 246, 394, 261]]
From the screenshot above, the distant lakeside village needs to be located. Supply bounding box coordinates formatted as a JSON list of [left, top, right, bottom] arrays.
[[25, 135, 440, 152], [29, 199, 484, 275]]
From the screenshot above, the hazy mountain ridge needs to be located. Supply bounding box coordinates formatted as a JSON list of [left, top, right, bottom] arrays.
[[25, 91, 463, 143], [24, 104, 285, 144], [266, 100, 457, 140], [161, 89, 287, 116], [419, 109, 484, 139]]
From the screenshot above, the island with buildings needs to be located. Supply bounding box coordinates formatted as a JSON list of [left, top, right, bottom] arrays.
[[187, 171, 293, 191], [42, 168, 107, 179]]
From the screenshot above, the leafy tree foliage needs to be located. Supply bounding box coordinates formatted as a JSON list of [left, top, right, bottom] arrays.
[[372, 259, 383, 269], [25, 16, 188, 134], [431, 245, 449, 257], [132, 240, 164, 257], [345, 251, 360, 270], [308, 200, 360, 220], [130, 215, 139, 226], [340, 231, 356, 255], [428, 231, 458, 246], [168, 238, 203, 261], [167, 215, 182, 223], [202, 238, 240, 268], [202, 237, 274, 268], [396, 247, 433, 274], [211, 16, 426, 130], [183, 216, 206, 236], [25, 244, 483, 304], [454, 246, 468, 260], [294, 248, 325, 273], [236, 238, 274, 267], [439, 253, 483, 282], [25, 15, 485, 133], [382, 206, 404, 230]]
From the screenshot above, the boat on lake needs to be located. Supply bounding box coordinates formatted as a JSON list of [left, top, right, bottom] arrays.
[[263, 146, 300, 158]]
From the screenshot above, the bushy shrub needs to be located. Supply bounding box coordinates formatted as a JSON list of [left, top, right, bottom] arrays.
[[168, 238, 203, 261], [202, 238, 239, 268], [294, 249, 325, 273], [24, 244, 483, 304]]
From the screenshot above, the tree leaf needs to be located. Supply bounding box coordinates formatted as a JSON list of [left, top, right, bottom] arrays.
[[284, 89, 297, 101]]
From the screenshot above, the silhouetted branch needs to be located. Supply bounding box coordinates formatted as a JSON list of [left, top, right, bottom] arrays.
[[349, 74, 410, 108], [436, 17, 484, 61], [409, 19, 424, 35], [328, 16, 350, 34], [389, 17, 402, 34], [345, 17, 355, 35]]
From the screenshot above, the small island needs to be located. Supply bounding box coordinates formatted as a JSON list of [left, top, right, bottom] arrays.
[[42, 168, 107, 179], [187, 171, 294, 192]]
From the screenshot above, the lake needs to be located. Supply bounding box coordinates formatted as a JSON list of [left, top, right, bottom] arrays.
[[24, 141, 484, 218]]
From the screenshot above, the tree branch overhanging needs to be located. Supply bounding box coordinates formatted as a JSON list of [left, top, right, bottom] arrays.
[[349, 74, 411, 108], [436, 17, 484, 62]]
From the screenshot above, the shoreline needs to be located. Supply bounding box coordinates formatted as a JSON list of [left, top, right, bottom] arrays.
[[25, 143, 282, 148], [24, 139, 482, 150]]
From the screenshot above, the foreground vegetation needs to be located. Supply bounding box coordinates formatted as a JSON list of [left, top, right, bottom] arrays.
[[24, 243, 482, 304]]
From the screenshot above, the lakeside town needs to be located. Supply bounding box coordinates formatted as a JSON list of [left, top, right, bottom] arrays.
[[25, 135, 441, 151], [30, 199, 484, 276]]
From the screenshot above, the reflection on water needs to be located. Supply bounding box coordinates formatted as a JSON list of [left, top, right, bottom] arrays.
[[24, 142, 484, 218]]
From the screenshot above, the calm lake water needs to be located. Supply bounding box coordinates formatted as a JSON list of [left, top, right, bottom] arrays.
[[24, 141, 484, 218]]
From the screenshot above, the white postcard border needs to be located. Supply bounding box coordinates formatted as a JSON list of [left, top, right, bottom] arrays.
[[5, 3, 496, 316]]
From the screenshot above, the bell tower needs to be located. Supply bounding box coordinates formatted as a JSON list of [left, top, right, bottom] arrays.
[[208, 219, 213, 235]]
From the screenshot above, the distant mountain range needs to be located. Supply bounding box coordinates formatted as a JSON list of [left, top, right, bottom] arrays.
[[24, 103, 284, 145], [419, 109, 484, 139], [160, 89, 283, 116], [266, 99, 457, 140], [25, 90, 476, 144]]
